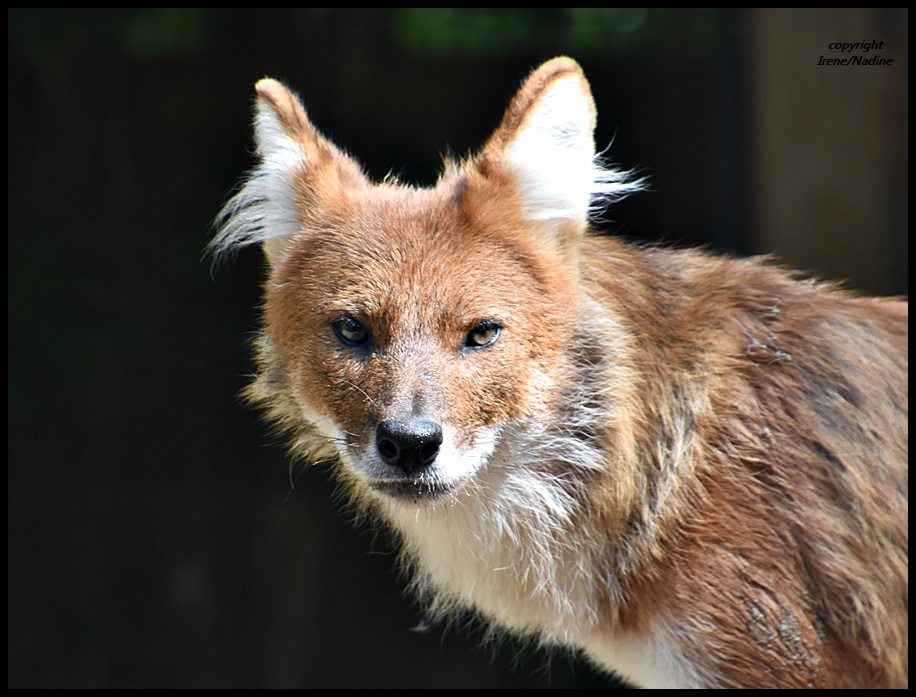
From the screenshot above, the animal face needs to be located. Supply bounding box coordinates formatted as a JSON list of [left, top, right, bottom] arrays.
[[262, 182, 582, 504]]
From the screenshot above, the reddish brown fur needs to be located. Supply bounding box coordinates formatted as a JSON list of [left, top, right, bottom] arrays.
[[266, 180, 581, 459], [589, 242, 907, 687], [216, 58, 907, 688]]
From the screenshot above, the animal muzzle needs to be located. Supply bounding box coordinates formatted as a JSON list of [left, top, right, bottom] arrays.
[[375, 418, 443, 475]]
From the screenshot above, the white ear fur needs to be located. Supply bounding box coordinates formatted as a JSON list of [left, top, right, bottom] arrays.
[[503, 73, 642, 224], [210, 91, 306, 265]]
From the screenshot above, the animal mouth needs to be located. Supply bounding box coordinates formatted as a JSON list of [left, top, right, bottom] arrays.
[[367, 477, 457, 505]]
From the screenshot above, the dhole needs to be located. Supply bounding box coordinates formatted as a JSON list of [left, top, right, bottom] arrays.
[[213, 58, 907, 688]]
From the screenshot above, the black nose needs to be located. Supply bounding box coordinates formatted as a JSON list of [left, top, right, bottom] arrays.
[[376, 419, 443, 475]]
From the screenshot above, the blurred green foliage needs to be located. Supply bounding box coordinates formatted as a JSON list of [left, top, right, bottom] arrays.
[[9, 8, 210, 58], [392, 7, 716, 55], [9, 8, 716, 60], [120, 8, 210, 57]]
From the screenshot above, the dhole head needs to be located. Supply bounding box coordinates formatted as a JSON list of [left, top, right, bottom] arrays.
[[213, 58, 640, 506]]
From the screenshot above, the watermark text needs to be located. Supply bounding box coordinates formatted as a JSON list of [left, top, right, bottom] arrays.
[[819, 40, 892, 66]]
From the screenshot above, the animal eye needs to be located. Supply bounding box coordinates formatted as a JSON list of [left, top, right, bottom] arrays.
[[332, 316, 369, 346], [465, 322, 501, 349]]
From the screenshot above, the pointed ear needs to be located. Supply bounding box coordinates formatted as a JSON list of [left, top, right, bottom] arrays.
[[212, 78, 367, 267], [474, 57, 640, 231]]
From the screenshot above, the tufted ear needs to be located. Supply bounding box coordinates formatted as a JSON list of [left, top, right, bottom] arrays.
[[212, 78, 368, 267], [473, 57, 641, 231]]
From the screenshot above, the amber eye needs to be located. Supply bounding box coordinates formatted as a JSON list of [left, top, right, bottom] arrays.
[[465, 321, 501, 349], [332, 316, 369, 346]]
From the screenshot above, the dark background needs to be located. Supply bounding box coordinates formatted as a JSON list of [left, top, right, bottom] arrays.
[[8, 8, 907, 689]]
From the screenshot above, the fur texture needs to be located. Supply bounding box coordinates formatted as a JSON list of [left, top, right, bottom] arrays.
[[213, 58, 907, 688]]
